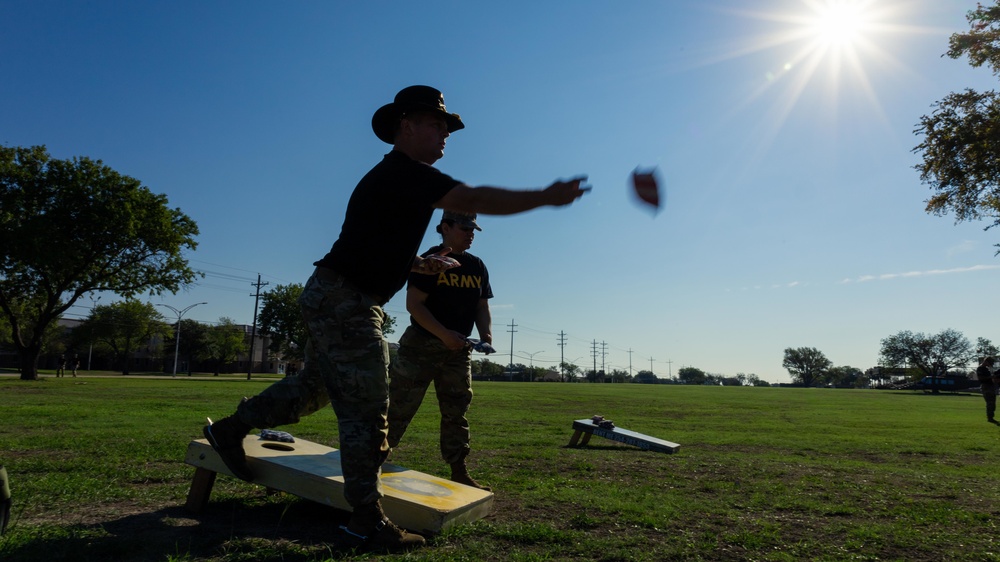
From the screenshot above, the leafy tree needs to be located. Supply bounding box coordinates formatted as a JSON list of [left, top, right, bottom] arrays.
[[258, 283, 306, 362], [383, 314, 396, 336], [782, 347, 832, 387], [78, 301, 169, 375], [472, 358, 505, 380], [633, 370, 658, 384], [609, 369, 630, 383], [827, 366, 865, 388], [976, 337, 1000, 360], [201, 317, 247, 376], [913, 2, 1000, 248], [677, 366, 707, 385], [0, 145, 199, 380], [878, 329, 974, 378], [559, 361, 580, 382]]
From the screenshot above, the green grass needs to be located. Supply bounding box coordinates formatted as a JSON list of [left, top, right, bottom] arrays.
[[2, 375, 1000, 561]]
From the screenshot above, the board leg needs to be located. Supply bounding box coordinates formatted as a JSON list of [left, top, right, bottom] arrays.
[[568, 429, 583, 447], [185, 467, 217, 513]]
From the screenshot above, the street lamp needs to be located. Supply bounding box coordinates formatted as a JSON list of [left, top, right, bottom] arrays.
[[525, 350, 545, 382], [156, 302, 207, 377]]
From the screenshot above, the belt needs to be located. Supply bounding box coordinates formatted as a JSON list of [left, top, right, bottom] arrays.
[[312, 267, 387, 305]]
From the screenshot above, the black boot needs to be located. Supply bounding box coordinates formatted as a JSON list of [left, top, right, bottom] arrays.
[[451, 460, 492, 492], [203, 415, 254, 481], [340, 500, 426, 552]]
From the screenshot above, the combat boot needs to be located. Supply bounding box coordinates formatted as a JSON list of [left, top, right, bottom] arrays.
[[340, 500, 426, 552], [450, 460, 492, 492], [203, 415, 254, 482]]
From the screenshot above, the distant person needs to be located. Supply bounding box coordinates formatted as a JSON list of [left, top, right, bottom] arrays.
[[71, 354, 80, 377], [977, 357, 998, 424], [202, 85, 589, 552], [388, 211, 494, 491], [56, 354, 65, 377]]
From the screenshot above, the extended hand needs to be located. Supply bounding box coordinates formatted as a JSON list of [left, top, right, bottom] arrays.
[[544, 176, 591, 206], [413, 247, 460, 274]]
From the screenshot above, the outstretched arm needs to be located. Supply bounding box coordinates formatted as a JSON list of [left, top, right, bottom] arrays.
[[434, 177, 589, 215]]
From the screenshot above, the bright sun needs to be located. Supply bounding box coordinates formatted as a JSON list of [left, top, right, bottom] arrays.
[[808, 1, 870, 48], [702, 0, 913, 158]]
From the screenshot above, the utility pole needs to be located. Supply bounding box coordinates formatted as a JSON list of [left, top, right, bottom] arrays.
[[591, 340, 598, 379], [649, 356, 655, 376], [601, 341, 608, 381], [628, 348, 633, 376], [248, 274, 269, 380], [507, 319, 517, 381], [667, 359, 673, 380], [557, 331, 567, 380]]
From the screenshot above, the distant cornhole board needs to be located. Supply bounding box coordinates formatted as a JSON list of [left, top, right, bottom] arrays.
[[183, 436, 493, 534], [568, 417, 680, 454]]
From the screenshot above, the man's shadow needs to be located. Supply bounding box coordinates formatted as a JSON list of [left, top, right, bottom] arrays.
[[3, 498, 359, 562]]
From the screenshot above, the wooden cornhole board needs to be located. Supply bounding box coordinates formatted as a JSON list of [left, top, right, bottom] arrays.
[[568, 419, 680, 454], [184, 436, 493, 533]]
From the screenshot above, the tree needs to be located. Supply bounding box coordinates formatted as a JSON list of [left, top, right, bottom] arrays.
[[913, 3, 1000, 249], [976, 337, 1000, 360], [0, 145, 199, 380], [678, 366, 707, 385], [472, 358, 505, 380], [559, 361, 580, 382], [609, 369, 630, 383], [782, 347, 832, 387], [633, 370, 658, 384], [201, 317, 247, 376], [827, 366, 864, 388], [258, 283, 307, 362], [78, 301, 169, 375], [878, 329, 974, 378]]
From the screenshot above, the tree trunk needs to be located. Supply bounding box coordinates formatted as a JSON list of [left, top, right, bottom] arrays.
[[17, 344, 41, 380]]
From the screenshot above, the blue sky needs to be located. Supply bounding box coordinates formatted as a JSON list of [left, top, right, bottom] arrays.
[[4, 1, 998, 383]]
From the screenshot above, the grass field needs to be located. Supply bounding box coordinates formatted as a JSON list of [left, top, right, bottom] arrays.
[[1, 373, 999, 561]]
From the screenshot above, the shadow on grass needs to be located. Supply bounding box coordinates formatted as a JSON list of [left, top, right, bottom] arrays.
[[3, 499, 359, 562]]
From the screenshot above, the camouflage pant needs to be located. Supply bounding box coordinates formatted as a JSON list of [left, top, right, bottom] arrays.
[[387, 326, 474, 465], [982, 378, 997, 420], [235, 269, 390, 507]]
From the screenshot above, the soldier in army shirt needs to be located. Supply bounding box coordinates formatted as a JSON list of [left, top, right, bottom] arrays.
[[388, 210, 493, 491]]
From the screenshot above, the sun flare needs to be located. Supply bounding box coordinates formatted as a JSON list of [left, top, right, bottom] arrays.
[[808, 1, 870, 48]]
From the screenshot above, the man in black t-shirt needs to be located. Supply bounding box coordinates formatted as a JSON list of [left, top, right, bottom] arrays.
[[203, 85, 589, 552], [388, 211, 494, 491]]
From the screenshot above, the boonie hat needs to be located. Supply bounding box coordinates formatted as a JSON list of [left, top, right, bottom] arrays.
[[371, 85, 465, 144], [442, 210, 481, 231]]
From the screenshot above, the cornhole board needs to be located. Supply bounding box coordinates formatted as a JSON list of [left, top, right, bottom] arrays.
[[568, 419, 680, 454], [184, 436, 493, 533]]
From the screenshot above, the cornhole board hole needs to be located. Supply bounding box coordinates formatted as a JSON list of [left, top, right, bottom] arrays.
[[184, 436, 493, 534], [568, 419, 680, 454]]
